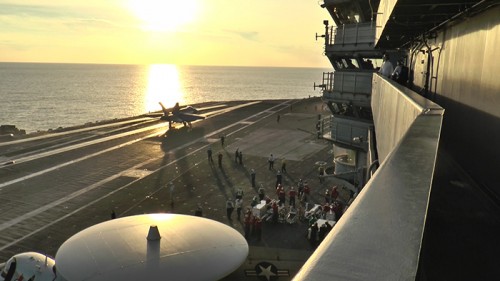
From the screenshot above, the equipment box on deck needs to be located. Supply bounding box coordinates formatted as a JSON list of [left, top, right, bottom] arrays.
[[252, 201, 267, 218]]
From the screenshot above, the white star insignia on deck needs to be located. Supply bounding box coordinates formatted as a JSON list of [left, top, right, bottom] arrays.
[[258, 264, 277, 281]]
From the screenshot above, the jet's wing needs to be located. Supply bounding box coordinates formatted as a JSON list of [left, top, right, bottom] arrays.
[[144, 112, 164, 118], [178, 112, 205, 122]]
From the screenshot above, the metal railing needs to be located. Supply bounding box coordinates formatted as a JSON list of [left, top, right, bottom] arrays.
[[321, 71, 373, 94], [321, 72, 334, 91], [328, 22, 376, 47], [294, 74, 444, 281]]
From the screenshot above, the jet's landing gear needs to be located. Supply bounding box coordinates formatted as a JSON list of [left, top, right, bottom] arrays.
[[182, 121, 193, 129]]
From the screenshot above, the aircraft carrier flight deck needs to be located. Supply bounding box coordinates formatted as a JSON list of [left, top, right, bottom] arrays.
[[0, 97, 344, 280]]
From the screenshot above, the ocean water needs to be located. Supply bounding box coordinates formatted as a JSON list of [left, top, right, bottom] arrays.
[[0, 63, 328, 133]]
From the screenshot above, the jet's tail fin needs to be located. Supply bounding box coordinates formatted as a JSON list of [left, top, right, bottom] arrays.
[[159, 102, 172, 115]]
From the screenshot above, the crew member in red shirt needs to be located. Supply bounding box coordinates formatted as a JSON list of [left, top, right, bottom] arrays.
[[289, 186, 297, 208]]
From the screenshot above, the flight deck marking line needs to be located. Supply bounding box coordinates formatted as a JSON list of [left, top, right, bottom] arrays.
[[4, 120, 161, 162], [0, 122, 169, 167], [0, 133, 162, 189], [0, 104, 226, 148], [0, 100, 292, 250], [0, 102, 261, 167], [0, 118, 154, 147], [0, 160, 157, 232]]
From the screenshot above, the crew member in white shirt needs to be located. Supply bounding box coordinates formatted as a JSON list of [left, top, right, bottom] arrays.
[[379, 54, 394, 78]]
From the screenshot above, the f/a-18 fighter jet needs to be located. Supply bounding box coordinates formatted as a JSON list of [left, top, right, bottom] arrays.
[[159, 102, 205, 129]]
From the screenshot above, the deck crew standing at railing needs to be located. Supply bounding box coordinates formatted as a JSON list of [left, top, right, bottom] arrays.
[[378, 53, 394, 78]]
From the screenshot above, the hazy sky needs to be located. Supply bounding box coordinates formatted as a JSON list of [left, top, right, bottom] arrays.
[[0, 0, 332, 67]]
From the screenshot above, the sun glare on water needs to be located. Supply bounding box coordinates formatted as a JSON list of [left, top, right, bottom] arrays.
[[145, 64, 185, 112], [128, 0, 199, 32]]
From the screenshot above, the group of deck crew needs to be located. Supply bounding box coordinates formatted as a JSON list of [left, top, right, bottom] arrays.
[[206, 129, 357, 244]]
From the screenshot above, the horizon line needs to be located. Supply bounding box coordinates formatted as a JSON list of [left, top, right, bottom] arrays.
[[0, 61, 331, 69]]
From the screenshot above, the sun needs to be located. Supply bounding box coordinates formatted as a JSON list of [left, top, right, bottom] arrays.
[[128, 0, 199, 32]]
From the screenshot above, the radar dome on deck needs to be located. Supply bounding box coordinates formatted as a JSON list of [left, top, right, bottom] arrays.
[[54, 213, 248, 281]]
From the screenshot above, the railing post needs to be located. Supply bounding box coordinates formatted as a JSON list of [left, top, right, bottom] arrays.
[[340, 72, 344, 93], [330, 72, 334, 91], [342, 24, 345, 45], [354, 73, 358, 93], [330, 26, 334, 45], [355, 23, 359, 45]]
